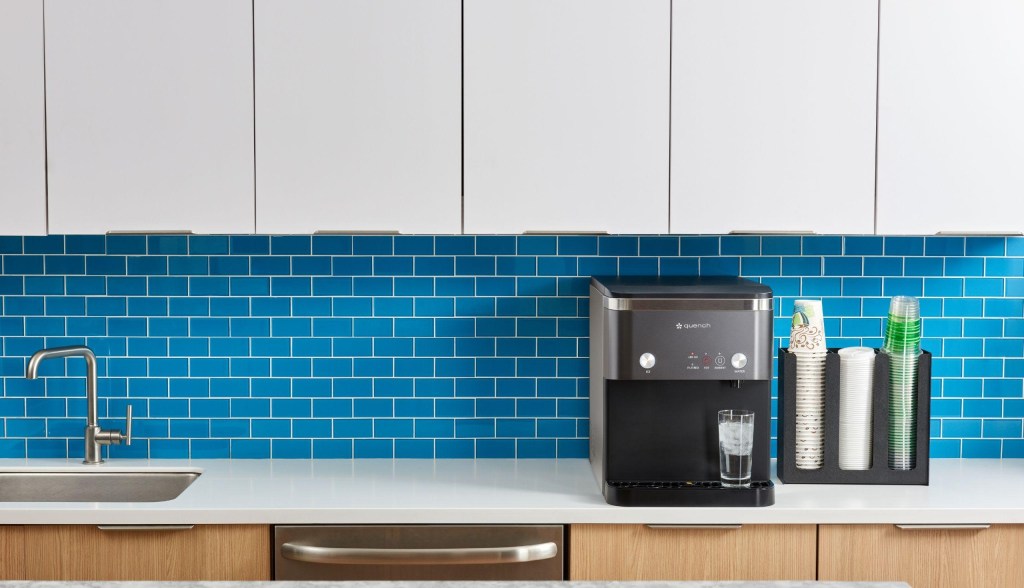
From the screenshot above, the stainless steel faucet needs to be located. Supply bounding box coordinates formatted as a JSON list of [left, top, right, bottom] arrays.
[[25, 345, 132, 464]]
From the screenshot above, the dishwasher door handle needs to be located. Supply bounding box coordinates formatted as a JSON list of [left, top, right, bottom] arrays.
[[281, 541, 559, 566]]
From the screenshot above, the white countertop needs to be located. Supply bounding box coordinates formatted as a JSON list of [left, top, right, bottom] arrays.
[[0, 458, 1019, 525]]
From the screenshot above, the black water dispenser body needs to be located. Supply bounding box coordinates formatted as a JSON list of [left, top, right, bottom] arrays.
[[589, 276, 776, 507]]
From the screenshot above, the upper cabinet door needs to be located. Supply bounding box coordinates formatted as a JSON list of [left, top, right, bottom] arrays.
[[255, 0, 461, 235], [0, 0, 46, 236], [877, 0, 1024, 234], [464, 0, 670, 235], [45, 0, 255, 234], [671, 0, 877, 235]]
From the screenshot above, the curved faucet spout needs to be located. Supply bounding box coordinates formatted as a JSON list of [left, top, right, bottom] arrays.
[[25, 345, 108, 464]]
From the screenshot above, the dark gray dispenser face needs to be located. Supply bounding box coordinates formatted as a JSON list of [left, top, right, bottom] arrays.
[[589, 276, 776, 507]]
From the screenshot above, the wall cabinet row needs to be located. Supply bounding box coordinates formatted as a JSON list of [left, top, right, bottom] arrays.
[[571, 523, 1024, 588], [2, 0, 1022, 236]]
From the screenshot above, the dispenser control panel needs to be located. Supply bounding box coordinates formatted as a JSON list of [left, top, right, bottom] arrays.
[[605, 309, 772, 380]]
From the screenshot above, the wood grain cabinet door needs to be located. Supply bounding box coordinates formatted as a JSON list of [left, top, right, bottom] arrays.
[[819, 524, 1024, 588], [21, 525, 270, 581], [569, 524, 816, 581]]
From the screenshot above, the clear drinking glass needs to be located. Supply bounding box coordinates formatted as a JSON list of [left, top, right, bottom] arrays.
[[718, 409, 755, 487]]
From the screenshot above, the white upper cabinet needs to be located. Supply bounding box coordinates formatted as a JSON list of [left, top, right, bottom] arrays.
[[0, 0, 46, 236], [877, 0, 1024, 234], [464, 0, 670, 234], [255, 0, 461, 234], [45, 0, 255, 234], [671, 0, 878, 235]]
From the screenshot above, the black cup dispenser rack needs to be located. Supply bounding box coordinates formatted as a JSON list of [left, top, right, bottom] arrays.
[[777, 348, 931, 485]]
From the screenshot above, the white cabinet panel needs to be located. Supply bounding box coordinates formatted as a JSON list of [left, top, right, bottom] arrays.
[[465, 0, 670, 235], [255, 0, 461, 235], [877, 0, 1024, 234], [671, 0, 877, 235], [45, 0, 255, 234], [0, 0, 46, 236]]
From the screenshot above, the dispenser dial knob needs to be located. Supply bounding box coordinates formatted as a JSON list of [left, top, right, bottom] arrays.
[[639, 353, 656, 369], [731, 353, 747, 369]]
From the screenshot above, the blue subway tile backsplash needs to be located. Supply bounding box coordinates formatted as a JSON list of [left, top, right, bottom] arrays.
[[0, 234, 1022, 459]]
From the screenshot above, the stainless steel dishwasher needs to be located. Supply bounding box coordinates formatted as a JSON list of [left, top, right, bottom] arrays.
[[274, 525, 563, 580]]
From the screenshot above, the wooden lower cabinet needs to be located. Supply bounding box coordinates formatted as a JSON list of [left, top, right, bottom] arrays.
[[819, 524, 1024, 588], [569, 524, 817, 581], [0, 524, 270, 581], [0, 526, 25, 579]]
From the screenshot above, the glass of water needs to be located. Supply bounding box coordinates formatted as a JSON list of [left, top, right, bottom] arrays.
[[718, 409, 755, 487]]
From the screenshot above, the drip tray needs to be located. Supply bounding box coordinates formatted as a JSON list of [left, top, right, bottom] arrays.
[[604, 480, 774, 507]]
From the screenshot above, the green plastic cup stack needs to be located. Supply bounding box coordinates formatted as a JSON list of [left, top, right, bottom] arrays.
[[882, 296, 921, 470]]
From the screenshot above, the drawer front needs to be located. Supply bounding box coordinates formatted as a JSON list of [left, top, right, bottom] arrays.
[[819, 524, 1023, 588], [570, 523, 816, 580], [275, 525, 563, 580]]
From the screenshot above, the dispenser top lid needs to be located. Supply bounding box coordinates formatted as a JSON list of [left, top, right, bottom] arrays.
[[590, 276, 772, 299]]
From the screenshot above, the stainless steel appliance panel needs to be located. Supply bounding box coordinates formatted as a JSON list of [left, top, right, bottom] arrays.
[[274, 525, 563, 581]]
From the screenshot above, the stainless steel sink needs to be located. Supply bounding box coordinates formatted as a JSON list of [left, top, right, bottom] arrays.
[[0, 469, 201, 502]]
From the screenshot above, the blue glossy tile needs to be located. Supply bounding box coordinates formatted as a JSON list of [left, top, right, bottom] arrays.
[[802, 236, 842, 255], [23, 235, 64, 254], [659, 258, 700, 276], [187, 235, 228, 255], [698, 256, 737, 275], [760, 236, 802, 255], [925, 236, 965, 257], [414, 256, 454, 276], [905, 257, 944, 276], [679, 237, 719, 256], [720, 236, 758, 256], [598, 236, 638, 256], [312, 277, 351, 296], [476, 236, 515, 255], [435, 236, 473, 255], [946, 257, 985, 277], [962, 439, 1001, 458], [863, 257, 902, 276], [781, 257, 821, 276], [312, 235, 353, 255], [24, 276, 63, 295], [559, 236, 598, 255], [197, 257, 242, 279], [517, 236, 556, 255]]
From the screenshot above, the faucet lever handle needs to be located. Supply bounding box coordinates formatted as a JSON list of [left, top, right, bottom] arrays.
[[123, 404, 132, 446]]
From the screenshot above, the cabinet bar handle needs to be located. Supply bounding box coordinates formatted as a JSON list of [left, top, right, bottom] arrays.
[[314, 230, 401, 235], [97, 525, 194, 531], [728, 230, 815, 235], [646, 524, 742, 530], [281, 541, 558, 565], [521, 230, 608, 235], [105, 230, 193, 235], [895, 524, 991, 531], [935, 231, 1023, 236]]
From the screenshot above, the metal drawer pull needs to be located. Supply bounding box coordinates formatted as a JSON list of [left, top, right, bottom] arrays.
[[281, 541, 558, 565], [97, 525, 194, 531], [896, 524, 991, 531], [646, 524, 742, 530]]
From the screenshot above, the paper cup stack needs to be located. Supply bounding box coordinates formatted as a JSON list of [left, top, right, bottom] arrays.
[[838, 347, 876, 470], [790, 299, 827, 470], [883, 296, 921, 471]]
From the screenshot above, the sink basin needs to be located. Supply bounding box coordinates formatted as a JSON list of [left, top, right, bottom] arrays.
[[0, 469, 201, 502]]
